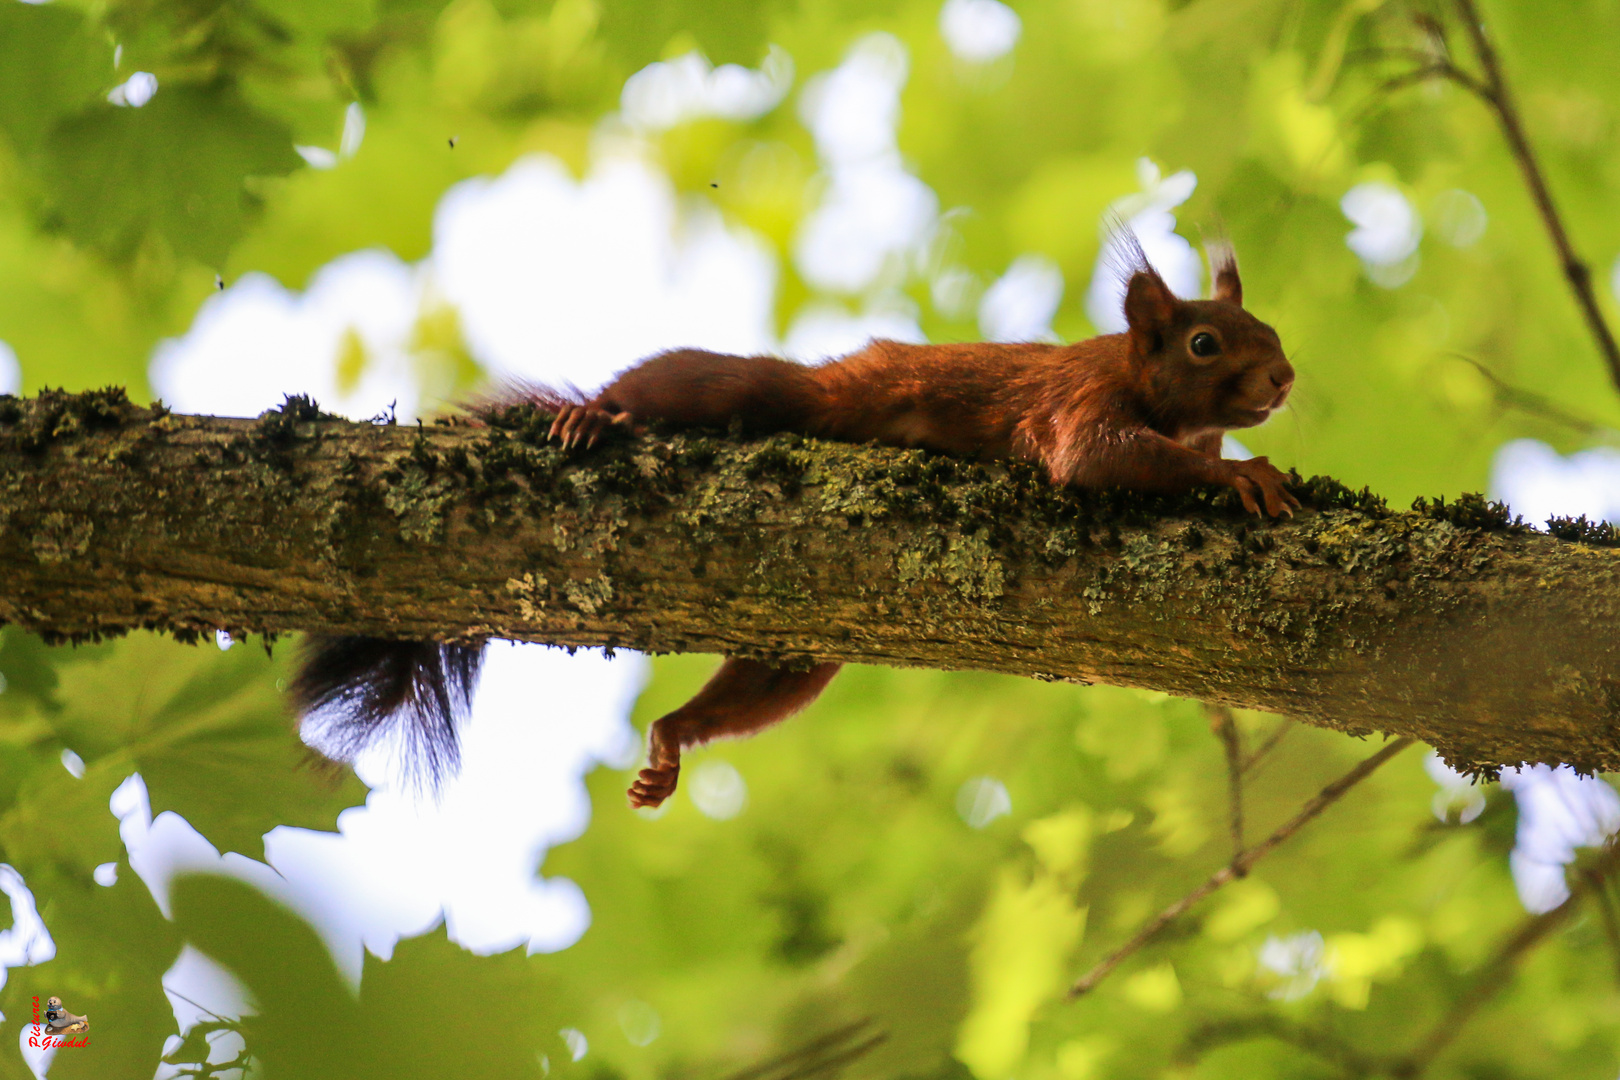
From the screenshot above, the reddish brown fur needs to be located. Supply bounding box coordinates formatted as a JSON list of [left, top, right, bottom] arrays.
[[627, 660, 840, 807], [541, 251, 1297, 807]]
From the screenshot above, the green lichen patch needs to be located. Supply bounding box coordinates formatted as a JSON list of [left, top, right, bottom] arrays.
[[748, 537, 817, 605], [506, 571, 552, 621], [562, 573, 615, 615], [382, 466, 457, 544], [895, 528, 1006, 604], [31, 510, 94, 564], [551, 498, 631, 557]]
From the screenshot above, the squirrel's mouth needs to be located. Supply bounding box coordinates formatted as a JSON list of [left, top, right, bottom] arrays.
[[1233, 387, 1291, 425], [1226, 404, 1273, 427]]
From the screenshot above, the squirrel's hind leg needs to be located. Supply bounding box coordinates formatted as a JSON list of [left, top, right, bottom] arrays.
[[548, 402, 634, 448], [628, 658, 841, 808]]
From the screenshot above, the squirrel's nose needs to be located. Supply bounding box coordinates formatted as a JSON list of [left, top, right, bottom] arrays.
[[1266, 362, 1295, 408]]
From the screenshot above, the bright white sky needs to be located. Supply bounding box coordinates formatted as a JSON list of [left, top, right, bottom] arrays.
[[5, 13, 1620, 1077]]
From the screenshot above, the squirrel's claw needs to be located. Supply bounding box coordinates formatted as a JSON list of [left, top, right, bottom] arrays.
[[1229, 456, 1297, 519], [1234, 476, 1262, 516], [545, 404, 574, 443], [546, 406, 573, 445], [549, 405, 634, 451]]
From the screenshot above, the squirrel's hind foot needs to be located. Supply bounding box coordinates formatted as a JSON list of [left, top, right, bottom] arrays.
[[628, 764, 680, 809], [548, 403, 633, 449]]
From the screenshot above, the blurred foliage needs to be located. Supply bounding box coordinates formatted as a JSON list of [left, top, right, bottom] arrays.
[[2, 0, 1620, 1077]]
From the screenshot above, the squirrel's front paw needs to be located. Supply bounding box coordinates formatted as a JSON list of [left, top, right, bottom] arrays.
[[628, 764, 680, 809], [1229, 456, 1301, 518]]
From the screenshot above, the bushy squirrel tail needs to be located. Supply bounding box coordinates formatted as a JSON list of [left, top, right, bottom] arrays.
[[289, 354, 827, 797], [292, 636, 484, 786], [290, 381, 570, 788]]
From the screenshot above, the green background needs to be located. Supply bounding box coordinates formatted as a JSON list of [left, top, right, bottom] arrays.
[[1, 0, 1618, 1076]]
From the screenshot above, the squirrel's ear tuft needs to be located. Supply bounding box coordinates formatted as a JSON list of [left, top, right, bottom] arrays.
[[1208, 242, 1242, 306], [1124, 269, 1178, 354]]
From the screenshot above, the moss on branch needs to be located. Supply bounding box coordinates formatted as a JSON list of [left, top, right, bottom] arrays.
[[2, 387, 1618, 774]]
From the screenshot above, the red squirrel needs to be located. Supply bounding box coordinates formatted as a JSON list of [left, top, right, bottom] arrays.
[[294, 244, 1296, 809]]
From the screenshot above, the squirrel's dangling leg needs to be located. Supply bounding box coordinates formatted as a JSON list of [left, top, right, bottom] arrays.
[[628, 658, 841, 808]]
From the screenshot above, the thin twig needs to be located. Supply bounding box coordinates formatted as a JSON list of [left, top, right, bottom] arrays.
[[1375, 61, 1489, 100], [1448, 0, 1620, 395], [1584, 864, 1620, 988], [1175, 1015, 1385, 1076], [1393, 841, 1620, 1078], [1349, 1, 1620, 396], [161, 986, 240, 1027], [1207, 704, 1247, 864], [1343, 45, 1449, 68], [722, 1020, 887, 1080], [1242, 719, 1294, 776], [1445, 352, 1617, 439], [1067, 737, 1415, 1000], [773, 1032, 888, 1080]]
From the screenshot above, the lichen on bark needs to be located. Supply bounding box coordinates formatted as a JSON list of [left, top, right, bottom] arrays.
[[2, 387, 1619, 775]]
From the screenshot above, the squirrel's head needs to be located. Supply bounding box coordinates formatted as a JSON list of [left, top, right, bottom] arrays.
[[1122, 245, 1294, 434]]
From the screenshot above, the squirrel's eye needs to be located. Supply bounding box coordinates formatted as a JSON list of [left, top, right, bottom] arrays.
[[1189, 332, 1220, 358]]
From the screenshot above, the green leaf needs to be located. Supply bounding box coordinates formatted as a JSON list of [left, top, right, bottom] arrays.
[[43, 86, 302, 265], [2, 866, 182, 1080], [170, 874, 560, 1079], [0, 632, 364, 863], [0, 5, 111, 160]]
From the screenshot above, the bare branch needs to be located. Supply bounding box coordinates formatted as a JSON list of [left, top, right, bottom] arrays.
[[1445, 353, 1618, 441], [1394, 841, 1620, 1077], [1176, 1014, 1384, 1076], [1207, 704, 1247, 863], [1584, 862, 1620, 989], [1373, 61, 1490, 101], [723, 1020, 887, 1080], [1448, 0, 1620, 395], [1242, 720, 1294, 777], [1340, 2, 1620, 396], [1067, 738, 1415, 1000]]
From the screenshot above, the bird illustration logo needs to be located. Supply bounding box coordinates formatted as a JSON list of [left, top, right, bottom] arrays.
[[43, 997, 88, 1035]]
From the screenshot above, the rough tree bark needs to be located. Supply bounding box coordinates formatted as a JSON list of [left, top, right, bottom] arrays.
[[3, 389, 1618, 774]]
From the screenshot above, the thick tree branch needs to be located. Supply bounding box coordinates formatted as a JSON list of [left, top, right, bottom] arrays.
[[4, 390, 1620, 774]]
